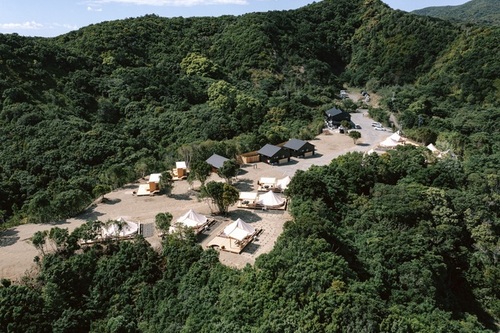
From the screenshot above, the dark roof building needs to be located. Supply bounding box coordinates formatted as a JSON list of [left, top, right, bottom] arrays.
[[258, 144, 290, 165], [325, 107, 351, 124], [206, 153, 229, 169], [283, 139, 315, 157]]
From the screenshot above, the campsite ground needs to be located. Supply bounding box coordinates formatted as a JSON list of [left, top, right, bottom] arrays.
[[0, 109, 393, 280]]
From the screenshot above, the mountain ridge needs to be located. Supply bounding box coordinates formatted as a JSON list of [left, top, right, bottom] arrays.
[[412, 0, 500, 26]]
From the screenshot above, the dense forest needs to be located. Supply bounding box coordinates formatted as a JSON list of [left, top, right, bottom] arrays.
[[413, 0, 500, 26], [0, 0, 499, 331]]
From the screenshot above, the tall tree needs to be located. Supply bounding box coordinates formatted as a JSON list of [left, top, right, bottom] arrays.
[[200, 181, 239, 215]]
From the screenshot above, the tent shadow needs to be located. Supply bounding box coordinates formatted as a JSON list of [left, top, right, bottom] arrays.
[[169, 193, 194, 201], [101, 198, 122, 205], [242, 242, 260, 254], [229, 209, 262, 223], [233, 178, 254, 191]]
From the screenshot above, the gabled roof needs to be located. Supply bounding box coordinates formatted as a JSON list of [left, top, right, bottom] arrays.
[[149, 173, 162, 183], [176, 161, 187, 169], [206, 153, 229, 169], [325, 107, 344, 117], [257, 144, 282, 157], [283, 138, 313, 151]]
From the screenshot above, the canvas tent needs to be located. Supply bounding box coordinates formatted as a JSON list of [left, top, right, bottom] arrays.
[[176, 209, 208, 228], [223, 218, 256, 241], [389, 132, 404, 142], [257, 190, 285, 207], [379, 137, 399, 148], [276, 176, 291, 191], [102, 217, 139, 239], [258, 177, 277, 191]]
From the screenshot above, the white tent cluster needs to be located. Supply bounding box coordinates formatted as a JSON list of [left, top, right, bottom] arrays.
[[379, 131, 405, 148], [426, 143, 451, 158], [222, 218, 256, 241]]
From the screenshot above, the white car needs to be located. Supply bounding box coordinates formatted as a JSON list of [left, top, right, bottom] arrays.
[[374, 127, 386, 131], [371, 122, 382, 127]]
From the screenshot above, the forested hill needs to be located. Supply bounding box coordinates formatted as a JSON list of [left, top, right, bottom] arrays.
[[1, 0, 497, 225], [1, 0, 499, 331], [413, 0, 500, 26]]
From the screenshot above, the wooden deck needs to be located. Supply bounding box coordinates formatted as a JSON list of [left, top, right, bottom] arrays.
[[236, 201, 287, 211], [207, 229, 263, 254]]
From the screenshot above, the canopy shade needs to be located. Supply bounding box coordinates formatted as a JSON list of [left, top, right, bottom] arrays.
[[239, 192, 259, 201]]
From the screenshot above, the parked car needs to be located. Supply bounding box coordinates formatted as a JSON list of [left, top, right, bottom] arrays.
[[371, 122, 382, 127], [374, 127, 386, 131], [355, 124, 362, 129]]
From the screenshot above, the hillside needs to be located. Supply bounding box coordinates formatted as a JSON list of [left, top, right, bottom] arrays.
[[0, 0, 499, 330], [413, 0, 500, 26]]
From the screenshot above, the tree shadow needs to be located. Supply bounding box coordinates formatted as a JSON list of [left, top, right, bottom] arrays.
[[229, 209, 262, 223], [233, 178, 254, 191], [237, 168, 248, 175], [101, 198, 122, 205], [169, 193, 194, 201], [0, 229, 20, 247], [75, 206, 106, 221]]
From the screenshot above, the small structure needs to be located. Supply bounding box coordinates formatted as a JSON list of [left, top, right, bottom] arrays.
[[172, 161, 188, 180], [171, 209, 211, 234], [257, 177, 277, 192], [258, 144, 290, 165], [427, 143, 439, 154], [137, 173, 162, 196], [238, 151, 260, 164], [206, 153, 229, 171], [325, 107, 351, 125], [283, 138, 315, 158], [207, 218, 261, 254]]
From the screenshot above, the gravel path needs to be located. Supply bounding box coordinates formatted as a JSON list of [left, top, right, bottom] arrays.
[[0, 110, 392, 281]]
